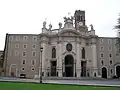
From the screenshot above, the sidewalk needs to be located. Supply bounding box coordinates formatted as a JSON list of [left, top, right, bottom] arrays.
[[0, 78, 120, 87]]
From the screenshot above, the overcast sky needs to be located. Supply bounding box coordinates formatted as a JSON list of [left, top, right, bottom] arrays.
[[0, 0, 120, 50]]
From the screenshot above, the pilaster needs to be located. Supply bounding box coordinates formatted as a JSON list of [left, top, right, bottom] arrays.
[[76, 40, 81, 77], [91, 41, 98, 77], [57, 37, 63, 77], [40, 39, 49, 77]]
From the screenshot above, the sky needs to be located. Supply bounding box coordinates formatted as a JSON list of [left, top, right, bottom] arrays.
[[0, 0, 120, 50]]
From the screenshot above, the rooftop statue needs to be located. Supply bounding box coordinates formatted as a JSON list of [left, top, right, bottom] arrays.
[[49, 23, 52, 30], [71, 16, 74, 20], [64, 17, 67, 22], [59, 22, 62, 29], [63, 16, 74, 23], [90, 24, 94, 30]]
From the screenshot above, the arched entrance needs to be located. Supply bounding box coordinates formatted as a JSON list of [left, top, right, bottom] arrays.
[[116, 66, 120, 77], [10, 64, 17, 77], [65, 55, 74, 77], [102, 67, 107, 78]]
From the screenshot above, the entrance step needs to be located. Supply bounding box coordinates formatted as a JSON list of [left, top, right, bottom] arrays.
[[42, 77, 104, 80]]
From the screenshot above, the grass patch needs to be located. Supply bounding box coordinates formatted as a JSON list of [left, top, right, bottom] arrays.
[[0, 81, 120, 90]]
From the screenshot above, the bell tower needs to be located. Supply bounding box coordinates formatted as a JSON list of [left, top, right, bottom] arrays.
[[74, 10, 86, 29]]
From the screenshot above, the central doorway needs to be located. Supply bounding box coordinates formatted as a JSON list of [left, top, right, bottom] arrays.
[[65, 55, 74, 77]]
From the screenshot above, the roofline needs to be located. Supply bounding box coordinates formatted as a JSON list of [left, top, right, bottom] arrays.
[[7, 33, 38, 36], [5, 33, 119, 39], [98, 37, 118, 39]]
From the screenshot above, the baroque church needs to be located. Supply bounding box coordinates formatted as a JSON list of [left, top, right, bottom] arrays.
[[3, 10, 120, 79]]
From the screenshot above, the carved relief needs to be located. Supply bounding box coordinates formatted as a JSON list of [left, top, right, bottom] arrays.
[[61, 32, 77, 36], [66, 43, 72, 51]]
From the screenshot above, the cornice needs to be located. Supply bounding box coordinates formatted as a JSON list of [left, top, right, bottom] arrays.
[[40, 40, 49, 44], [39, 32, 98, 39]]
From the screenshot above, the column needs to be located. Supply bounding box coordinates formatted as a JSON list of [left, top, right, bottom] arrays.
[[57, 37, 63, 77], [91, 43, 98, 77], [41, 42, 46, 77], [76, 41, 81, 77]]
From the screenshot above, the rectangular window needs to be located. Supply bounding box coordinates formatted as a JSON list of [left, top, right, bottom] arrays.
[[111, 69, 113, 73], [52, 47, 56, 58], [15, 44, 19, 48], [23, 36, 28, 40], [16, 36, 20, 41], [22, 59, 26, 64], [100, 46, 104, 51], [100, 53, 104, 58], [110, 60, 112, 65], [31, 59, 36, 65], [15, 51, 19, 56], [101, 59, 104, 65], [108, 39, 112, 44], [32, 51, 36, 56], [23, 44, 27, 49], [100, 39, 103, 44], [22, 51, 26, 57], [10, 36, 13, 41], [108, 46, 112, 51], [109, 53, 112, 57], [32, 44, 36, 49], [33, 36, 37, 40]]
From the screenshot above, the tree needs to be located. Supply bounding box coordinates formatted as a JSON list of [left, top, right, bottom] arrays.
[[115, 14, 120, 53]]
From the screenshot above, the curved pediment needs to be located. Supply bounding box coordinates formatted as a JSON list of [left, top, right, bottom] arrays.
[[58, 29, 81, 36]]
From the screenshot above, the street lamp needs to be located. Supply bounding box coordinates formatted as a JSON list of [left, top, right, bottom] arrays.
[[40, 47, 43, 83]]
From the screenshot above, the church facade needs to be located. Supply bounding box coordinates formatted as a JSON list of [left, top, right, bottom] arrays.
[[3, 10, 120, 79]]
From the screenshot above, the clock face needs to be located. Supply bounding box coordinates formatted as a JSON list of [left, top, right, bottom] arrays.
[[79, 22, 83, 26], [66, 43, 72, 51]]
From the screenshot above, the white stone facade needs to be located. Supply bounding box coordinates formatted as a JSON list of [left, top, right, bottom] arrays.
[[3, 10, 120, 79], [39, 12, 99, 78]]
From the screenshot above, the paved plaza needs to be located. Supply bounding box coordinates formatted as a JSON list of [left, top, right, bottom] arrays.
[[0, 77, 120, 86]]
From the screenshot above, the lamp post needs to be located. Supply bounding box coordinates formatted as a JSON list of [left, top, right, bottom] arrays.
[[40, 47, 43, 83]]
